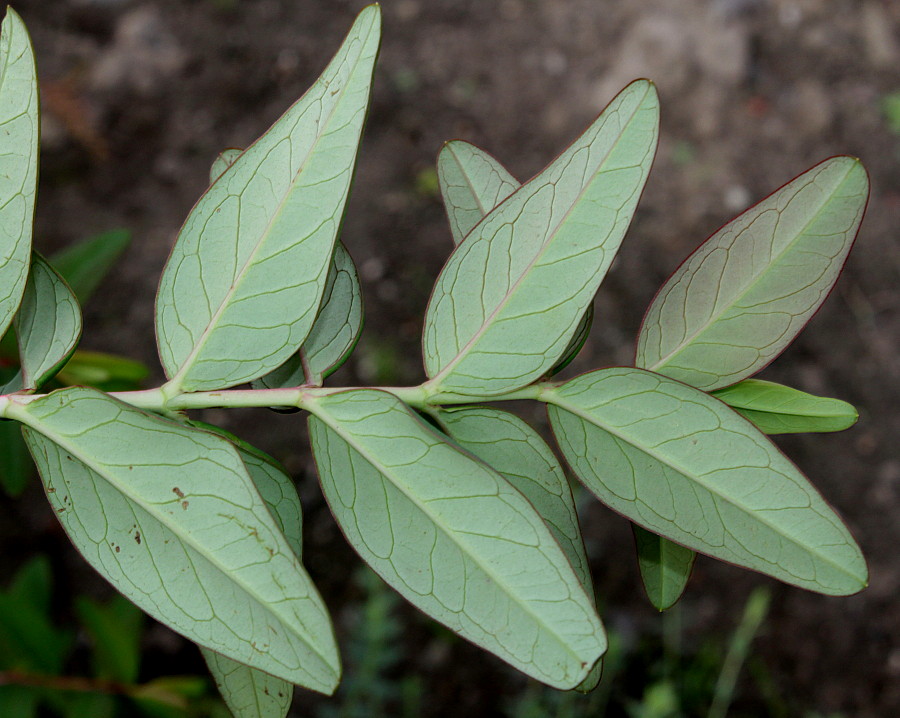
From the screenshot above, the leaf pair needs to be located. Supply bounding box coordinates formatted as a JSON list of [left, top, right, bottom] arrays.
[[424, 79, 659, 396], [624, 155, 868, 609], [307, 389, 605, 690]]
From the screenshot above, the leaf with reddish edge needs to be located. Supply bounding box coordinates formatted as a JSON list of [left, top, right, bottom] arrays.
[[423, 80, 659, 397], [636, 156, 869, 392]]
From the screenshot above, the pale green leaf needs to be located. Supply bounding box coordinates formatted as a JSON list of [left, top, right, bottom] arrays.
[[424, 80, 658, 396], [210, 148, 244, 185], [636, 157, 869, 391], [547, 367, 867, 595], [50, 229, 132, 305], [632, 525, 696, 611], [308, 389, 605, 689], [192, 423, 300, 715], [437, 140, 519, 245], [202, 648, 292, 718], [13, 254, 82, 392], [11, 387, 339, 692], [436, 405, 602, 691], [712, 378, 858, 434], [0, 9, 38, 339], [191, 421, 303, 560], [435, 142, 594, 378], [254, 241, 363, 388], [436, 406, 591, 587], [155, 6, 380, 391]]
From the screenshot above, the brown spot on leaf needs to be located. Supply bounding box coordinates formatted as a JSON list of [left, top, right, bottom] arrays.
[[134, 531, 141, 544], [173, 487, 185, 498], [181, 500, 189, 510]]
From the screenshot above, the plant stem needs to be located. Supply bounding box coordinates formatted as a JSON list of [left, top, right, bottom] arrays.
[[0, 379, 561, 418], [0, 669, 130, 696]]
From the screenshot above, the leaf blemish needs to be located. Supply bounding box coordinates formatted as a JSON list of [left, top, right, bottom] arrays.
[[173, 487, 185, 498]]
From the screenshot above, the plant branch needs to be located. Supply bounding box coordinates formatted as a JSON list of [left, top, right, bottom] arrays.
[[0, 379, 561, 419]]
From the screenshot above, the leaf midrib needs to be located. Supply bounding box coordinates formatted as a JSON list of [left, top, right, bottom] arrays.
[[168, 16, 378, 387], [17, 399, 335, 675], [312, 393, 600, 672], [430, 84, 652, 388], [549, 385, 864, 587], [645, 161, 860, 374]]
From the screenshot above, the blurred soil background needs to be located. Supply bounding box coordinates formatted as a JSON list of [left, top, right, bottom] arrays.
[[2, 0, 899, 716]]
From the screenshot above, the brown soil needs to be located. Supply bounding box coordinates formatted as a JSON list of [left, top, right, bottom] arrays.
[[4, 0, 899, 716]]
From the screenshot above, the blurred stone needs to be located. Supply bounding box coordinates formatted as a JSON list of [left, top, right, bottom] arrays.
[[692, 15, 749, 84], [593, 14, 691, 101], [786, 80, 833, 135], [723, 184, 751, 212], [861, 1, 900, 68], [90, 5, 186, 95]]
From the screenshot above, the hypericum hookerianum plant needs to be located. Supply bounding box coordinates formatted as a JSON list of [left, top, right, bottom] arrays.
[[0, 6, 868, 715]]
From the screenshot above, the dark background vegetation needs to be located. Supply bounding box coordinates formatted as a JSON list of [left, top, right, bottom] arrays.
[[2, 0, 898, 715]]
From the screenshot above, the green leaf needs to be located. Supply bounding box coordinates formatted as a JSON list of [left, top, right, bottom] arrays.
[[547, 367, 867, 595], [49, 229, 132, 305], [209, 148, 244, 185], [636, 157, 869, 391], [424, 80, 658, 396], [0, 686, 39, 718], [0, 8, 39, 339], [437, 140, 519, 245], [712, 378, 858, 434], [0, 593, 73, 673], [631, 525, 696, 611], [13, 254, 82, 392], [202, 649, 293, 718], [61, 693, 116, 718], [56, 350, 149, 392], [11, 387, 339, 693], [0, 419, 32, 496], [254, 241, 363, 388], [8, 556, 52, 614], [75, 594, 143, 683], [308, 389, 605, 689], [155, 6, 381, 392], [435, 405, 602, 691]]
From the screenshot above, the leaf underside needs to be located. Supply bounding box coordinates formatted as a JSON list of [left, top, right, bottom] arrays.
[[636, 157, 868, 392], [155, 6, 380, 391], [438, 140, 520, 246], [436, 405, 602, 691], [436, 141, 595, 380], [14, 254, 83, 392], [309, 389, 605, 689], [202, 648, 293, 718], [14, 387, 339, 693], [548, 368, 867, 596], [424, 80, 659, 396], [254, 241, 363, 389], [0, 9, 39, 338]]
